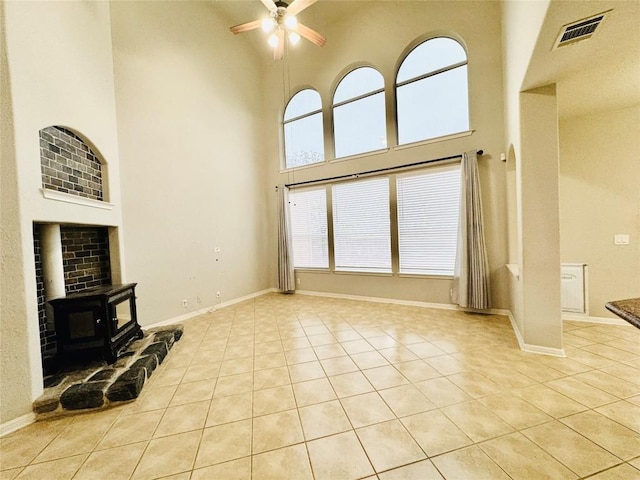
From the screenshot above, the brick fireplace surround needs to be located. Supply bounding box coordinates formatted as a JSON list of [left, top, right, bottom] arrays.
[[34, 224, 112, 370], [35, 125, 115, 377]]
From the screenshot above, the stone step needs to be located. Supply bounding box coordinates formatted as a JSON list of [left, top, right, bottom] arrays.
[[33, 325, 183, 418]]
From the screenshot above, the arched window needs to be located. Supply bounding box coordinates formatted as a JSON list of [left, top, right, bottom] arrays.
[[333, 67, 386, 158], [396, 37, 469, 145], [283, 89, 324, 169]]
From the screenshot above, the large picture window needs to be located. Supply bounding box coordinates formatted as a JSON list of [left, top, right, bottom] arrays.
[[283, 89, 325, 169], [288, 164, 462, 276], [396, 37, 469, 145], [333, 67, 387, 158], [397, 165, 461, 275], [289, 187, 329, 268], [332, 177, 391, 273]]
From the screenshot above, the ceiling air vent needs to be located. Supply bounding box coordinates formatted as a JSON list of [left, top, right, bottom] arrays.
[[553, 11, 610, 50]]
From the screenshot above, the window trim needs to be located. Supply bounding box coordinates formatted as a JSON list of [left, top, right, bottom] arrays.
[[329, 147, 390, 164], [283, 108, 323, 126], [393, 129, 474, 152], [332, 87, 385, 109], [280, 158, 326, 174], [395, 60, 467, 89]]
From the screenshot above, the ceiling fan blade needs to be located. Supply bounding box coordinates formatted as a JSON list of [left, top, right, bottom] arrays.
[[296, 23, 326, 47], [260, 0, 278, 11], [273, 29, 285, 60], [230, 19, 263, 34], [287, 0, 318, 16]]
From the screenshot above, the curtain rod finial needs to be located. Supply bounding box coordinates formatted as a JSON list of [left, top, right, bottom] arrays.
[[477, 149, 484, 156]]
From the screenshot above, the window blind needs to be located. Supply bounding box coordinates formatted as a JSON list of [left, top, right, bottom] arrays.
[[289, 188, 329, 269], [332, 178, 391, 272], [397, 164, 461, 275]]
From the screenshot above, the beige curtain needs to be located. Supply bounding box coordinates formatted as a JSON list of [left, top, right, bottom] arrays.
[[451, 150, 491, 309], [277, 186, 296, 293]]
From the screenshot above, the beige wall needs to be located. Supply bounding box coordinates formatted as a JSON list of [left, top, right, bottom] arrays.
[[264, 1, 509, 309], [1, 0, 123, 424], [1, 0, 33, 425], [110, 1, 271, 324], [559, 105, 640, 318]]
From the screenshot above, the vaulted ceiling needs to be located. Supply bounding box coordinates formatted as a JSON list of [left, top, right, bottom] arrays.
[[212, 0, 639, 119]]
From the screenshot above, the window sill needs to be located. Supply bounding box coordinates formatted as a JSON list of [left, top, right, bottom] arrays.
[[506, 263, 520, 279], [279, 131, 473, 175], [294, 269, 455, 280], [333, 269, 393, 277], [330, 148, 390, 164], [279, 147, 391, 174], [398, 273, 454, 280], [294, 268, 331, 274], [41, 188, 114, 210], [394, 130, 474, 151], [280, 160, 326, 174]]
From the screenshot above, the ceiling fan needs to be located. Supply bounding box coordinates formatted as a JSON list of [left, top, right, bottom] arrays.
[[230, 0, 326, 60]]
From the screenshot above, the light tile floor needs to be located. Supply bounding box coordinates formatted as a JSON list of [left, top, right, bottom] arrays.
[[2, 293, 640, 479]]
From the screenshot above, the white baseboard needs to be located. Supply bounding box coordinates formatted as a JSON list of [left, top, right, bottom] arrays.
[[506, 311, 566, 357], [295, 289, 459, 311], [296, 290, 567, 357], [216, 288, 278, 310], [521, 343, 566, 357], [148, 305, 215, 328], [145, 288, 277, 329], [1, 412, 35, 437], [563, 314, 629, 326], [296, 290, 518, 320]]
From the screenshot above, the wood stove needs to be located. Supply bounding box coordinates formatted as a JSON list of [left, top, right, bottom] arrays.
[[49, 283, 143, 364]]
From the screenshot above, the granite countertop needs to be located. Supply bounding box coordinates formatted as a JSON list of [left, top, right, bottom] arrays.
[[605, 297, 640, 329]]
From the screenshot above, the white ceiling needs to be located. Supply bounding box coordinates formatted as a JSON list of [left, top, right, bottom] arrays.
[[212, 0, 640, 119]]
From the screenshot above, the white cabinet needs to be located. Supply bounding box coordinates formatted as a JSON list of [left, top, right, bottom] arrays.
[[561, 263, 587, 314]]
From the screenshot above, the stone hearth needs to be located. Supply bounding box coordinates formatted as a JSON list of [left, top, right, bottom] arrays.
[[33, 325, 183, 418]]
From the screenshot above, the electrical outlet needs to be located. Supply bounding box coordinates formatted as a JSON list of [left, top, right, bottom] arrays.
[[182, 299, 188, 308], [297, 278, 301, 285], [216, 291, 221, 298], [197, 296, 202, 304]]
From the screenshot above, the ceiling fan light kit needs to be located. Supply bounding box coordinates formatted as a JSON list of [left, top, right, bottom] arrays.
[[230, 0, 326, 60], [289, 31, 301, 46], [261, 18, 276, 33]]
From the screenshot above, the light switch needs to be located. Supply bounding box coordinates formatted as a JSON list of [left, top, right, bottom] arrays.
[[614, 234, 630, 245]]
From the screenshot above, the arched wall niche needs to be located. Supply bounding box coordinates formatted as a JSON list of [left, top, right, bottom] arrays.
[[39, 126, 110, 202]]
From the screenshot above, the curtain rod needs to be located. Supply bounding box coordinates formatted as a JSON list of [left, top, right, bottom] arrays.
[[283, 150, 483, 188]]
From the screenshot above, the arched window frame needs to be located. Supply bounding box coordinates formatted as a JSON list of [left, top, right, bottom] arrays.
[[282, 88, 325, 170], [332, 66, 387, 159], [395, 36, 470, 146]]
